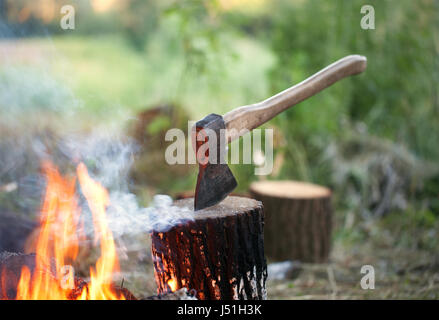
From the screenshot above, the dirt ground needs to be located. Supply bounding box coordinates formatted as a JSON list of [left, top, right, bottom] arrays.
[[268, 250, 439, 299], [121, 246, 438, 300]]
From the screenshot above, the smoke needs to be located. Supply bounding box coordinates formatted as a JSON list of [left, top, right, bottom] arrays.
[[0, 21, 194, 249], [0, 11, 193, 297], [58, 130, 194, 237], [0, 66, 79, 120], [0, 82, 194, 237], [107, 194, 193, 236]]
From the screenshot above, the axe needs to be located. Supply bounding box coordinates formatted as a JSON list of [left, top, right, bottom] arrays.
[[193, 55, 367, 211]]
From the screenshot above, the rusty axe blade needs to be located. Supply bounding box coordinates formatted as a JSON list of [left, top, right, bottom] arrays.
[[193, 55, 367, 210], [194, 114, 237, 211]]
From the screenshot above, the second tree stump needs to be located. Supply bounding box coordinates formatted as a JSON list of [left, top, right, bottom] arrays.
[[151, 196, 267, 300], [250, 181, 332, 263]]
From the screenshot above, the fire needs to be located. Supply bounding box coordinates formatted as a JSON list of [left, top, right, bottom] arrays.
[[76, 163, 123, 300], [167, 279, 178, 292], [8, 161, 126, 300]]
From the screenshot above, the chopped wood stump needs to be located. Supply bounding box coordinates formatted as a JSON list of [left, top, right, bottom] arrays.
[[151, 196, 267, 300], [250, 181, 333, 263]]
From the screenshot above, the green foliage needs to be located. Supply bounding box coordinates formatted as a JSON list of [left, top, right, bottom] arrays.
[[120, 0, 161, 50], [162, 0, 237, 95], [269, 0, 437, 147], [381, 207, 439, 251], [146, 115, 172, 136], [261, 0, 439, 214]]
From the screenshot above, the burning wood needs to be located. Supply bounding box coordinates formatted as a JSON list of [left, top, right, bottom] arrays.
[[1, 161, 267, 300], [151, 196, 267, 300], [0, 252, 137, 300], [0, 161, 134, 300]]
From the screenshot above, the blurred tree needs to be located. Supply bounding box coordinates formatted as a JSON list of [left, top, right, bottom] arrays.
[[121, 0, 161, 50], [164, 0, 229, 74]]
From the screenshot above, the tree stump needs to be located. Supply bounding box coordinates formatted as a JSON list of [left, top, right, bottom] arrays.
[[151, 196, 267, 300], [250, 181, 332, 263]]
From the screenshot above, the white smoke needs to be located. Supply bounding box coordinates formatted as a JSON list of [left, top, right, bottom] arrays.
[[107, 193, 193, 236], [0, 24, 194, 243], [60, 130, 194, 237]]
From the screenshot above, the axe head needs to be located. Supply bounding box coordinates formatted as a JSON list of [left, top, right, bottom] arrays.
[[193, 114, 237, 211]]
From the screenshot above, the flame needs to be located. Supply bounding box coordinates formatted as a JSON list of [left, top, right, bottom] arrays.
[[9, 161, 125, 300], [77, 163, 123, 300], [167, 279, 178, 292]]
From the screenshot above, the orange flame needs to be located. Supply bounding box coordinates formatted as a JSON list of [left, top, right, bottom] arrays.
[[10, 161, 125, 300], [167, 279, 178, 292]]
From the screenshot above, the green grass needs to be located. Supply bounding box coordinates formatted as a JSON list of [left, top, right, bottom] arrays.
[[10, 32, 273, 123], [51, 35, 150, 113]]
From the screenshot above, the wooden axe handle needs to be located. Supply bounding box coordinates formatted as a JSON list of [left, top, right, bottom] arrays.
[[223, 55, 367, 143]]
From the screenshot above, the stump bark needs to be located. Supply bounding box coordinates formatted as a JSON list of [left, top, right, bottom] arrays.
[[250, 181, 332, 263], [151, 196, 267, 300]]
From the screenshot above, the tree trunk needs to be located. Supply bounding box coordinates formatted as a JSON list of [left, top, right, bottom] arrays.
[[151, 196, 267, 300], [250, 181, 332, 263]]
